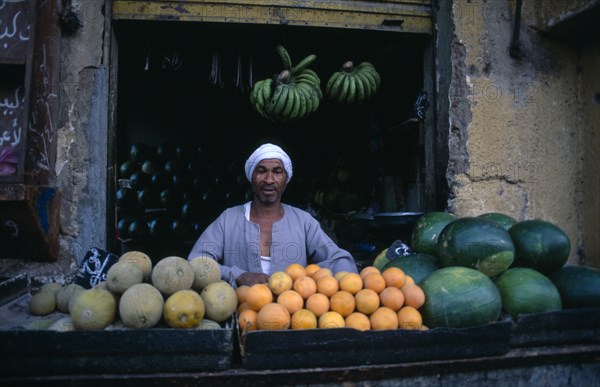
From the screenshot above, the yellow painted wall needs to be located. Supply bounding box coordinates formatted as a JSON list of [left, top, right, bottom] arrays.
[[447, 0, 599, 268]]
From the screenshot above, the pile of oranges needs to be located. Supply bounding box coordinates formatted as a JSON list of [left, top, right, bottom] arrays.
[[236, 263, 427, 332]]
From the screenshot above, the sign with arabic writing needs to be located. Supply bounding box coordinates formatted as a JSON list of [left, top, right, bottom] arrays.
[[1, 0, 32, 182], [0, 0, 33, 63], [74, 247, 120, 289]]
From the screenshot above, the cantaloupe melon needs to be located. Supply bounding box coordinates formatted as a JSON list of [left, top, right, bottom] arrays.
[[40, 283, 63, 295], [106, 261, 144, 294], [189, 256, 221, 291], [151, 256, 194, 296], [119, 283, 164, 329], [29, 292, 56, 316], [119, 251, 153, 279], [56, 283, 85, 313], [200, 281, 237, 322], [47, 316, 75, 332], [70, 288, 116, 331]]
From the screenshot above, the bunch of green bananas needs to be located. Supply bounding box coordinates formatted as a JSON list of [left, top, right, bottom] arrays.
[[250, 46, 322, 122], [325, 61, 381, 104]]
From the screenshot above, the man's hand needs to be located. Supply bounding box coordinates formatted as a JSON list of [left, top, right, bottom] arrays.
[[236, 272, 270, 287]]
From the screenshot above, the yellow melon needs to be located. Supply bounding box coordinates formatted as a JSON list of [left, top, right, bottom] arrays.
[[163, 289, 205, 329]]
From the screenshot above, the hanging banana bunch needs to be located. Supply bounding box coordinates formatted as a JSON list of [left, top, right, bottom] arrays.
[[250, 45, 322, 122], [326, 61, 381, 104]]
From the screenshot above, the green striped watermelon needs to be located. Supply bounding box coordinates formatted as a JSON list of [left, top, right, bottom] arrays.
[[549, 265, 600, 308], [494, 267, 562, 318], [437, 217, 515, 277], [420, 267, 502, 328], [410, 212, 456, 255], [381, 253, 440, 284], [508, 220, 570, 275]]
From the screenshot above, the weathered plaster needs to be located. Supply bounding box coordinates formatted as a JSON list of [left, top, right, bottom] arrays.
[[447, 0, 598, 267]]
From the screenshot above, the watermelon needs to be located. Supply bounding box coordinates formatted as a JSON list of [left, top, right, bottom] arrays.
[[420, 267, 502, 328], [119, 160, 140, 179], [508, 220, 570, 275], [549, 265, 600, 308], [437, 217, 515, 277], [381, 253, 440, 284], [477, 212, 517, 230], [116, 187, 137, 209], [410, 212, 456, 255], [494, 267, 562, 318]]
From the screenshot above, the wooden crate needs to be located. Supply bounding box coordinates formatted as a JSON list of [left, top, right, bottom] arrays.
[[0, 276, 234, 376], [240, 320, 513, 370], [510, 307, 600, 348]]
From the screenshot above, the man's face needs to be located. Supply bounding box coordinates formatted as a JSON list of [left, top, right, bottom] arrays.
[[251, 158, 287, 204]]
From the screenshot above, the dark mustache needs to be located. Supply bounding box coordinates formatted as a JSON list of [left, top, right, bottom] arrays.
[[259, 182, 278, 189]]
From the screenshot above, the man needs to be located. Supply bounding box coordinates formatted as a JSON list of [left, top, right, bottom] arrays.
[[188, 143, 358, 286]]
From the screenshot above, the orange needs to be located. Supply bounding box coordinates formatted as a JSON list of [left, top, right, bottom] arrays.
[[292, 276, 317, 300], [404, 275, 415, 285], [245, 283, 273, 312], [277, 289, 304, 314], [285, 263, 307, 281], [316, 275, 339, 297], [236, 285, 250, 304], [256, 302, 291, 330], [238, 308, 258, 332], [363, 272, 386, 294], [382, 267, 406, 288], [360, 266, 381, 279], [318, 311, 345, 329], [291, 309, 318, 330], [311, 268, 333, 282], [345, 312, 371, 331], [304, 263, 322, 277], [369, 307, 399, 330], [401, 283, 426, 309], [305, 293, 330, 317], [329, 290, 356, 317], [237, 302, 250, 314], [397, 306, 423, 330], [339, 273, 363, 295], [379, 286, 405, 311], [334, 271, 349, 282], [354, 288, 380, 315], [268, 271, 293, 296]]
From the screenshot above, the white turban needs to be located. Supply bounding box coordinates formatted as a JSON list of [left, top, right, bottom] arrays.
[[244, 143, 293, 183]]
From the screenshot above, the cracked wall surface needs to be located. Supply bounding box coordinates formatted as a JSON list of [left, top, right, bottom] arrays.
[[446, 0, 599, 268]]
